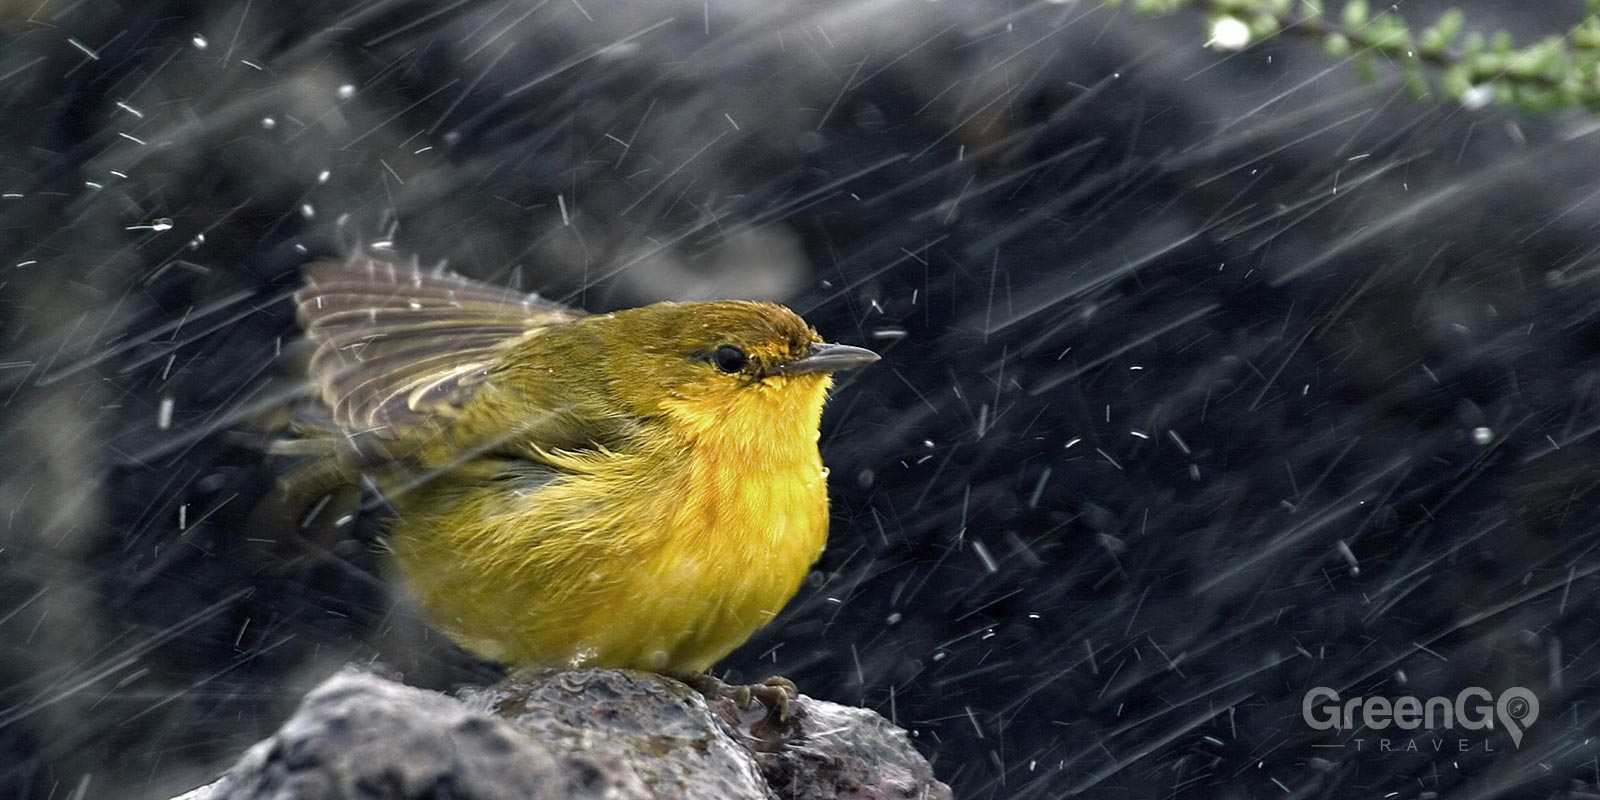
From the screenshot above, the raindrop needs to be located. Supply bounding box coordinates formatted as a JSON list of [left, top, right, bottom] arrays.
[[337, 84, 356, 99], [1207, 16, 1251, 51], [1336, 540, 1359, 576], [261, 117, 276, 130], [1462, 85, 1493, 110], [1472, 426, 1493, 445], [151, 218, 173, 232], [191, 34, 208, 50]]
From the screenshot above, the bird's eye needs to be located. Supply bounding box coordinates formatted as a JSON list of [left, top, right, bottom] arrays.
[[712, 344, 748, 373]]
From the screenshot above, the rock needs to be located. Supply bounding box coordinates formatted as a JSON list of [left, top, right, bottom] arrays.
[[176, 666, 951, 800], [180, 667, 651, 800], [733, 700, 951, 800], [466, 669, 773, 799]]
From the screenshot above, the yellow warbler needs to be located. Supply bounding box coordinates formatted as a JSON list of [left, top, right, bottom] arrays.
[[273, 257, 877, 711]]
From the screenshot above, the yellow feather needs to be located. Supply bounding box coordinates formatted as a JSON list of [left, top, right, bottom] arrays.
[[388, 374, 833, 672], [279, 259, 874, 676]]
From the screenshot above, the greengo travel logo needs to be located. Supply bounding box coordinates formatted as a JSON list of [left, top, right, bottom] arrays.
[[1302, 686, 1539, 751]]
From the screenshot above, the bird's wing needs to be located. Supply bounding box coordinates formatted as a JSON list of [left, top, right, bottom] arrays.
[[295, 256, 583, 443]]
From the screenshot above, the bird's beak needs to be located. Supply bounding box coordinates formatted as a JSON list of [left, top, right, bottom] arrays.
[[779, 342, 880, 375]]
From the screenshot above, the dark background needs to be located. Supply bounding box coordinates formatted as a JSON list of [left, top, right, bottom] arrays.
[[3, 1, 1600, 797]]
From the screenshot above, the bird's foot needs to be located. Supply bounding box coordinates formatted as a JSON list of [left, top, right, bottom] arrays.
[[682, 673, 798, 723]]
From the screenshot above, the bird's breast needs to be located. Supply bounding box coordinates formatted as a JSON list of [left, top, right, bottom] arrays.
[[665, 434, 829, 589], [631, 430, 830, 670]]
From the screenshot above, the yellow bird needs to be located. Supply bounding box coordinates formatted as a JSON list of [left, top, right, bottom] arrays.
[[274, 257, 878, 713]]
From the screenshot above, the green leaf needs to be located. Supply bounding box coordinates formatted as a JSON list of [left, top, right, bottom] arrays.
[[1342, 0, 1369, 29], [1403, 60, 1431, 99], [1354, 51, 1377, 83], [1421, 10, 1464, 55]]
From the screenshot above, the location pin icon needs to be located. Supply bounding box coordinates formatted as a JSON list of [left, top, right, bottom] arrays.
[[1496, 687, 1539, 748]]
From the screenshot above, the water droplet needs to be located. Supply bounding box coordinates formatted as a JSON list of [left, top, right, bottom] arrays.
[[567, 648, 599, 668], [1207, 16, 1251, 51], [191, 34, 208, 50], [337, 84, 355, 99], [260, 117, 276, 130], [1462, 85, 1493, 111], [150, 217, 173, 232], [1472, 427, 1493, 445]]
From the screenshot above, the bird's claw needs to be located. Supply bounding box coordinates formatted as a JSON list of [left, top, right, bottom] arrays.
[[684, 673, 799, 723]]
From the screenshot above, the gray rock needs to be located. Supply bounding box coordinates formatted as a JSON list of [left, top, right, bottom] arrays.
[[734, 699, 952, 800], [176, 667, 951, 800], [183, 667, 651, 800], [465, 669, 774, 799]]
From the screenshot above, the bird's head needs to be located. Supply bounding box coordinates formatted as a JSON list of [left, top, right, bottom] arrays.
[[595, 301, 878, 445]]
